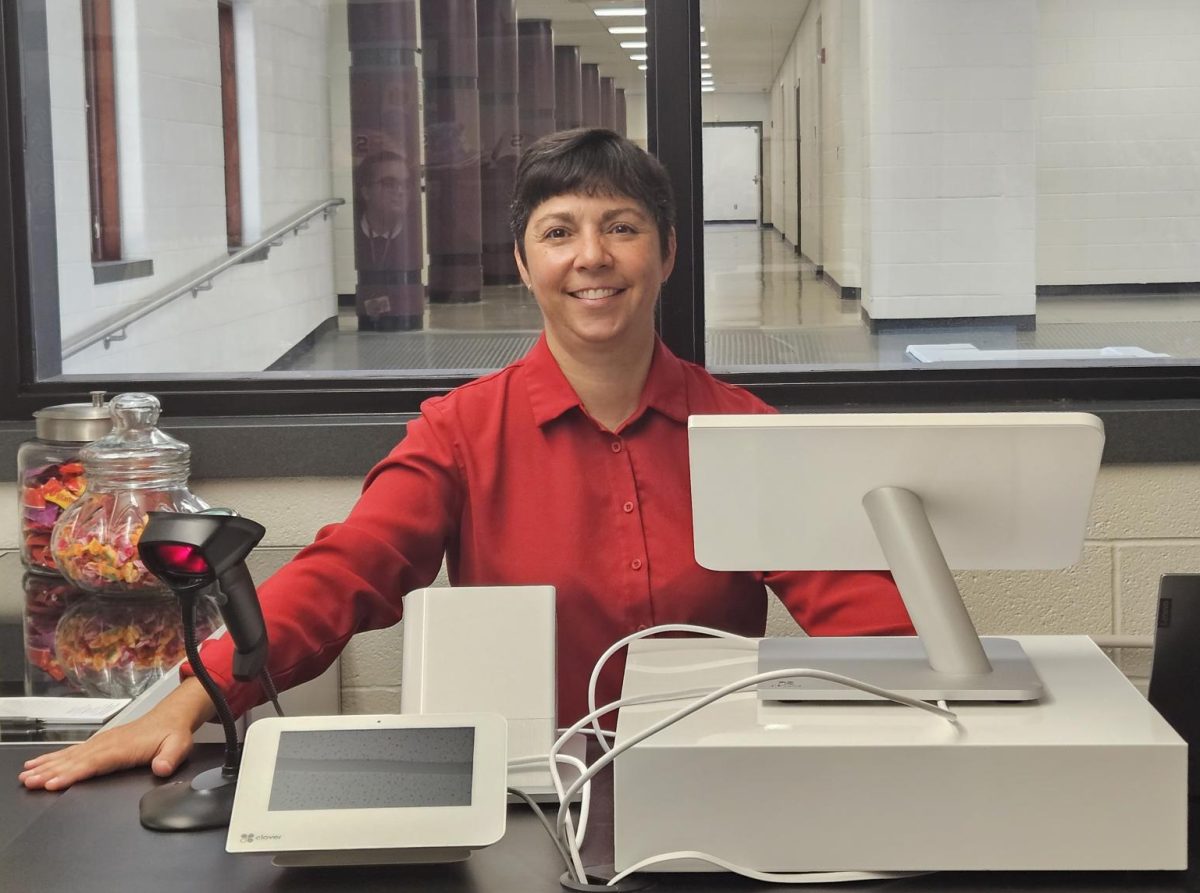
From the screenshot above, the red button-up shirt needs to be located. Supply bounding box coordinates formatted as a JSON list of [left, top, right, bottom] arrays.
[[196, 335, 913, 721]]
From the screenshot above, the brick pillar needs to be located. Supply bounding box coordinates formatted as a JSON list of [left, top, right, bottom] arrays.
[[581, 62, 601, 127], [347, 0, 425, 331], [517, 19, 555, 151], [478, 0, 519, 284], [422, 0, 483, 304], [554, 45, 582, 131]]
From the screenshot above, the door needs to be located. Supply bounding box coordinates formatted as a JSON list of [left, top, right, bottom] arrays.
[[702, 123, 761, 223]]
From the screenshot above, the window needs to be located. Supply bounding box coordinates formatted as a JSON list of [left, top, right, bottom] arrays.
[[2, 0, 1198, 427]]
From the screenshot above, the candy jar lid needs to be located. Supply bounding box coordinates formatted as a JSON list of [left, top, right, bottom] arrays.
[[80, 393, 190, 487], [33, 391, 113, 443]]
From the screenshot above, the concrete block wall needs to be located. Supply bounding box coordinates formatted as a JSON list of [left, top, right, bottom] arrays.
[[4, 461, 1195, 708], [860, 0, 1038, 321], [1036, 0, 1200, 286], [49, 0, 336, 376], [765, 0, 1200, 303], [770, 28, 802, 251], [819, 0, 863, 291]]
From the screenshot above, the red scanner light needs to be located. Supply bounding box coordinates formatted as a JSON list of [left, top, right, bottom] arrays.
[[148, 543, 211, 575]]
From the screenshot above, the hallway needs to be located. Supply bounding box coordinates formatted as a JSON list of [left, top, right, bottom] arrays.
[[271, 224, 1200, 375]]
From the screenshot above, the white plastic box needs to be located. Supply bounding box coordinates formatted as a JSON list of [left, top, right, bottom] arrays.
[[614, 636, 1186, 873]]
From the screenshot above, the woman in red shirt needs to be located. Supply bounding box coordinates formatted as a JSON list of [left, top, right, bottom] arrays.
[[20, 129, 910, 792]]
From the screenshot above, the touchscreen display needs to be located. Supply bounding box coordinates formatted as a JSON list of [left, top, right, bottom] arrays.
[[267, 727, 475, 811]]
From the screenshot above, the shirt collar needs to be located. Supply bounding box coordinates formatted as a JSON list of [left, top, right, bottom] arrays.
[[523, 333, 689, 428], [360, 216, 403, 240]]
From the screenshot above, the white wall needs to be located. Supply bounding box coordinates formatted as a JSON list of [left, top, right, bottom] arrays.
[[702, 92, 770, 225], [51, 0, 337, 375], [763, 0, 1200, 304], [701, 91, 769, 124], [764, 5, 861, 277], [819, 0, 863, 290], [1036, 0, 1200, 286], [328, 0, 355, 297], [771, 36, 801, 250], [2, 459, 1191, 707]]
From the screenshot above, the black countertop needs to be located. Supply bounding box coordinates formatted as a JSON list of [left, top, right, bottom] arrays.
[[2, 745, 1199, 893]]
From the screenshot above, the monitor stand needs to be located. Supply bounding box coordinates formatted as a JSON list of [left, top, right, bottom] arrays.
[[760, 485, 1043, 702]]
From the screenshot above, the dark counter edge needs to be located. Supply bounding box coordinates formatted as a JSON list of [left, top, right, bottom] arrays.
[[2, 400, 1199, 482]]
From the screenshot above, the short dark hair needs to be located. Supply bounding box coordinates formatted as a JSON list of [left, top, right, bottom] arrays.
[[510, 128, 676, 260]]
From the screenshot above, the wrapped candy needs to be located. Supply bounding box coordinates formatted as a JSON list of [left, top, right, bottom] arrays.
[[50, 393, 208, 596], [55, 594, 220, 699], [16, 392, 111, 574], [23, 574, 87, 693]]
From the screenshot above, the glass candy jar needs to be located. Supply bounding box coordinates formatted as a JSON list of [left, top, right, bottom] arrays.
[[17, 391, 113, 575], [55, 593, 220, 699], [50, 393, 209, 595]]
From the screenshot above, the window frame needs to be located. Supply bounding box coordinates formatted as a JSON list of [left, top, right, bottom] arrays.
[[2, 0, 1199, 452]]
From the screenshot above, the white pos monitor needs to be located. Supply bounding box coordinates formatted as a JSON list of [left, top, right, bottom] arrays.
[[688, 412, 1105, 701]]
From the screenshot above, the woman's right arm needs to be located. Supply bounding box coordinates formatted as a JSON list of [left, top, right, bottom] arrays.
[[17, 676, 216, 791]]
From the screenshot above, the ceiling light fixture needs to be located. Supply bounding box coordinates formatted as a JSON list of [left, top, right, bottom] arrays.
[[701, 86, 715, 93], [594, 7, 647, 16], [629, 53, 648, 61], [620, 40, 648, 49], [638, 64, 648, 70], [608, 25, 647, 34]]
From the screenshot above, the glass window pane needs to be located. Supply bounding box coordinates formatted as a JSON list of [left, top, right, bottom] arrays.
[[21, 0, 646, 380], [701, 0, 1200, 374]]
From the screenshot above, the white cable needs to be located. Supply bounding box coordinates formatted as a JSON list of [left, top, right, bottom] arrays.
[[559, 727, 615, 741], [608, 850, 928, 886], [587, 624, 755, 752], [549, 687, 722, 885], [507, 753, 591, 847], [552, 670, 958, 884]]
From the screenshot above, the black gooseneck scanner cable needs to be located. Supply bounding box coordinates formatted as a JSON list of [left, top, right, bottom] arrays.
[[136, 509, 283, 832]]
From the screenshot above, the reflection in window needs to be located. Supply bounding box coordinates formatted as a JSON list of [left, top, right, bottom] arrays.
[[218, 0, 242, 249], [82, 0, 120, 262], [701, 0, 1200, 374], [27, 0, 646, 377]]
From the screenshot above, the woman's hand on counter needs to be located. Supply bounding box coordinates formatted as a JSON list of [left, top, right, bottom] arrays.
[[17, 677, 216, 791]]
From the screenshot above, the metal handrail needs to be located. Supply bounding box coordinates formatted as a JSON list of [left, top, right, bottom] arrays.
[[62, 198, 345, 359]]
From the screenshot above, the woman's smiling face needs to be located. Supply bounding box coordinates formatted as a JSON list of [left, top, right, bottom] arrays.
[[515, 191, 676, 355]]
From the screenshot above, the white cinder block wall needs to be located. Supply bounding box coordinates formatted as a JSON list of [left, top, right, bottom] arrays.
[[1036, 0, 1200, 286], [51, 0, 337, 376], [819, 0, 863, 292], [767, 0, 1200, 302], [860, 0, 1038, 321], [3, 462, 1193, 709]]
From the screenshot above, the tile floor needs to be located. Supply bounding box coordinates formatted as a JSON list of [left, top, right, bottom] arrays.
[[271, 224, 1200, 375]]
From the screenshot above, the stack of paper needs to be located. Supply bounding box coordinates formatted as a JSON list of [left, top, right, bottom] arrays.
[[0, 696, 131, 724]]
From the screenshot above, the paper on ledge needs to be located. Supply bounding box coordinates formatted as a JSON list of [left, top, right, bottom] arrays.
[[0, 697, 131, 724]]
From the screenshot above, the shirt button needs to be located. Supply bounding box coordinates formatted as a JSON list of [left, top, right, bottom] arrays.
[[622, 501, 634, 513], [611, 441, 622, 453], [631, 559, 643, 570]]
